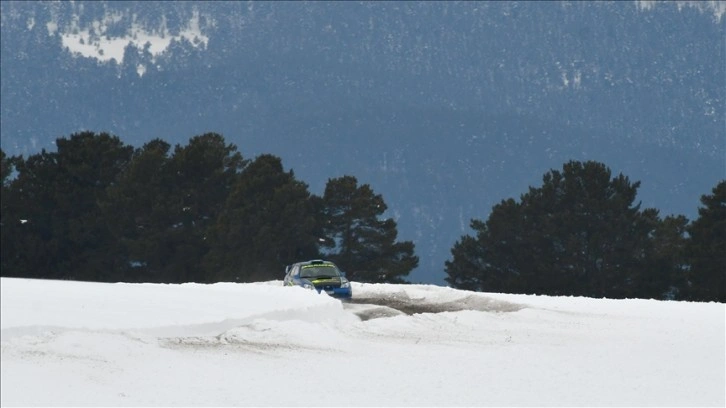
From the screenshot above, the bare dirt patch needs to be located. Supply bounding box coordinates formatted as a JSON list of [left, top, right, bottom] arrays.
[[344, 292, 525, 320]]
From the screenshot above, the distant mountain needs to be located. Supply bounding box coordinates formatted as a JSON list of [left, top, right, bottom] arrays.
[[2, 1, 724, 284]]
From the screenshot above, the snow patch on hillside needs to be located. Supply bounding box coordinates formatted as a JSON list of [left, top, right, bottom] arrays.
[[56, 9, 209, 72], [636, 0, 726, 21]]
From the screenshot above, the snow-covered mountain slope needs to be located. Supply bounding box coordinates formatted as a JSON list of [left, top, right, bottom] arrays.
[[1, 277, 723, 406], [2, 1, 725, 285]]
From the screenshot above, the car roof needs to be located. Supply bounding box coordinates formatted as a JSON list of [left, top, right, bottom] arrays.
[[291, 259, 337, 267]]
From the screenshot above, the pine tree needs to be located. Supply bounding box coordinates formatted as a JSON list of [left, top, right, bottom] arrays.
[[1, 149, 25, 277], [0, 149, 15, 187], [165, 133, 247, 282], [445, 200, 526, 293], [101, 139, 176, 282], [100, 133, 246, 283], [1, 132, 134, 281], [642, 213, 689, 300], [320, 176, 418, 283], [685, 181, 726, 302], [204, 154, 320, 282], [56, 132, 135, 281], [0, 150, 58, 278], [446, 161, 663, 298]]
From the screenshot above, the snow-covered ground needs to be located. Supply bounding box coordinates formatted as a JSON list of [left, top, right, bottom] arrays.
[[1, 277, 724, 407]]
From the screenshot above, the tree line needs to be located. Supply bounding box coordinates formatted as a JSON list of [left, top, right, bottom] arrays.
[[0, 132, 417, 285], [1, 132, 723, 302], [446, 161, 724, 302]]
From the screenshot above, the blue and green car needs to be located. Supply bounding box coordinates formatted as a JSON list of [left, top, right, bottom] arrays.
[[283, 260, 352, 299]]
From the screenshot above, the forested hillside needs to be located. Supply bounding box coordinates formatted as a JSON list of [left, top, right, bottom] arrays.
[[1, 1, 723, 283]]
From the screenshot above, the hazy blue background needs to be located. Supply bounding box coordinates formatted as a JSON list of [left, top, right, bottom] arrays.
[[2, 1, 724, 284]]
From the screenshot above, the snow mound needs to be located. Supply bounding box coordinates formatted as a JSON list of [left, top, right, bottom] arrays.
[[2, 278, 724, 407]]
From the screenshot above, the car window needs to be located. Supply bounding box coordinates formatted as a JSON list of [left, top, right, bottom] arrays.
[[299, 264, 341, 279]]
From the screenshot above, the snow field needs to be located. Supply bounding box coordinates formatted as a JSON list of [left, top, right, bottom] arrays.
[[1, 278, 724, 406]]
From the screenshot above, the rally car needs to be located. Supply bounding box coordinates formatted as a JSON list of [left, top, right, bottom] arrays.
[[283, 259, 352, 299]]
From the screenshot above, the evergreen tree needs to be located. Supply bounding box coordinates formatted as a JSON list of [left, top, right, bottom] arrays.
[[101, 139, 176, 282], [102, 133, 246, 283], [1, 149, 24, 277], [641, 213, 689, 299], [1, 132, 134, 281], [320, 176, 418, 283], [204, 154, 320, 282], [164, 133, 246, 282], [56, 132, 135, 281], [446, 161, 664, 298], [0, 150, 59, 278], [1, 149, 16, 187], [445, 200, 525, 293], [685, 181, 725, 302]]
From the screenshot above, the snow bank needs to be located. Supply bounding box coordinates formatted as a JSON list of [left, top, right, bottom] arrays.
[[1, 277, 724, 407]]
